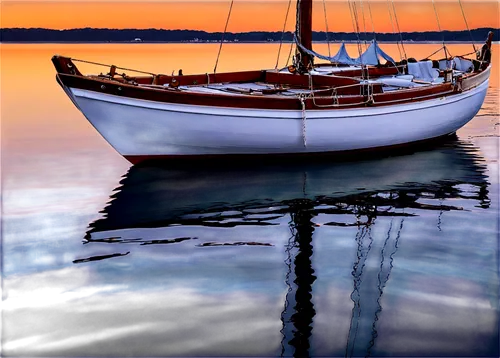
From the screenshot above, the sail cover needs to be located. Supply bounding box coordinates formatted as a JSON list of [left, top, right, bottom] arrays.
[[294, 34, 395, 66], [353, 40, 395, 65], [293, 33, 342, 63], [330, 42, 356, 65]]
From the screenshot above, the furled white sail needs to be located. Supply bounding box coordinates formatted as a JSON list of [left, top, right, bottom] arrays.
[[353, 40, 396, 65], [294, 36, 395, 66], [330, 42, 356, 64]]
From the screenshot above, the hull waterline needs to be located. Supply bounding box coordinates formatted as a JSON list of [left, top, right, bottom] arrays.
[[62, 78, 489, 162]]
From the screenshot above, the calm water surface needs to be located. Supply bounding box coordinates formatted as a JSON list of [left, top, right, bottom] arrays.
[[1, 43, 499, 357]]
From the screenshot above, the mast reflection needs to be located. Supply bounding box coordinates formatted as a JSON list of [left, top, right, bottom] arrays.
[[83, 138, 489, 357], [289, 204, 317, 356]]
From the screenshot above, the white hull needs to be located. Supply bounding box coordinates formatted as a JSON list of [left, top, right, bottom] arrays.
[[67, 79, 489, 157]]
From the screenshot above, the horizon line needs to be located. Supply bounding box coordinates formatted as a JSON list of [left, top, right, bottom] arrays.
[[1, 27, 499, 33]]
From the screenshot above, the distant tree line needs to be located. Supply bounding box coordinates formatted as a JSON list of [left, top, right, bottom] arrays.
[[1, 27, 498, 43]]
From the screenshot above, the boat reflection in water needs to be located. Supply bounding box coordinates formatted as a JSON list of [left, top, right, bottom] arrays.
[[84, 138, 496, 357], [87, 138, 489, 239]]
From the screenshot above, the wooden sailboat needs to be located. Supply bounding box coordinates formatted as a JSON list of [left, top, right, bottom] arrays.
[[52, 0, 493, 163]]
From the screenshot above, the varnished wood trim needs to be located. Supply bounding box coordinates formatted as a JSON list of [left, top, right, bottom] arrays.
[[58, 72, 463, 110], [373, 83, 454, 104], [264, 71, 360, 88], [461, 65, 491, 91], [59, 71, 465, 110], [53, 55, 488, 111], [59, 73, 305, 110]]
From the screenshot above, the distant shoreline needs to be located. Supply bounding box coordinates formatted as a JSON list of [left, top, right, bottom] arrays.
[[2, 41, 497, 44], [2, 27, 498, 44]]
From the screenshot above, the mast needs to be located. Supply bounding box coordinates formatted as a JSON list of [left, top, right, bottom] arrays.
[[297, 0, 314, 71]]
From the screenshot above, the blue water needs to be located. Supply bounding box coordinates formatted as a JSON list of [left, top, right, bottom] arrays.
[[1, 44, 499, 357], [5, 141, 498, 357]]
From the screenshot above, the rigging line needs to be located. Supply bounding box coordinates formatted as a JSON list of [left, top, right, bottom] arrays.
[[352, 1, 364, 57], [286, 42, 295, 67], [295, 0, 301, 43], [359, 0, 369, 50], [431, 0, 449, 61], [367, 1, 376, 40], [459, 49, 477, 57], [457, 0, 477, 52], [366, 218, 394, 358], [288, 0, 299, 68], [347, 0, 358, 45], [351, 0, 367, 79], [213, 0, 234, 74], [437, 198, 444, 232], [369, 217, 404, 357], [345, 227, 366, 357], [348, 0, 364, 73], [276, 0, 293, 70], [346, 212, 376, 354], [390, 218, 404, 262], [349, 218, 375, 358], [347, 0, 357, 43], [294, 0, 302, 67], [345, 0, 357, 64], [345, 225, 366, 358], [385, 0, 402, 62], [425, 45, 447, 59], [390, 0, 407, 61], [70, 58, 156, 76], [322, 0, 332, 57]]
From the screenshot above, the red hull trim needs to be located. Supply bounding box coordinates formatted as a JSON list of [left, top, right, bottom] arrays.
[[58, 72, 456, 110], [53, 56, 472, 111], [124, 133, 458, 165]]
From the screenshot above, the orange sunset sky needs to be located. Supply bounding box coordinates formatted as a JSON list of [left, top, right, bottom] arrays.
[[1, 1, 498, 33]]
